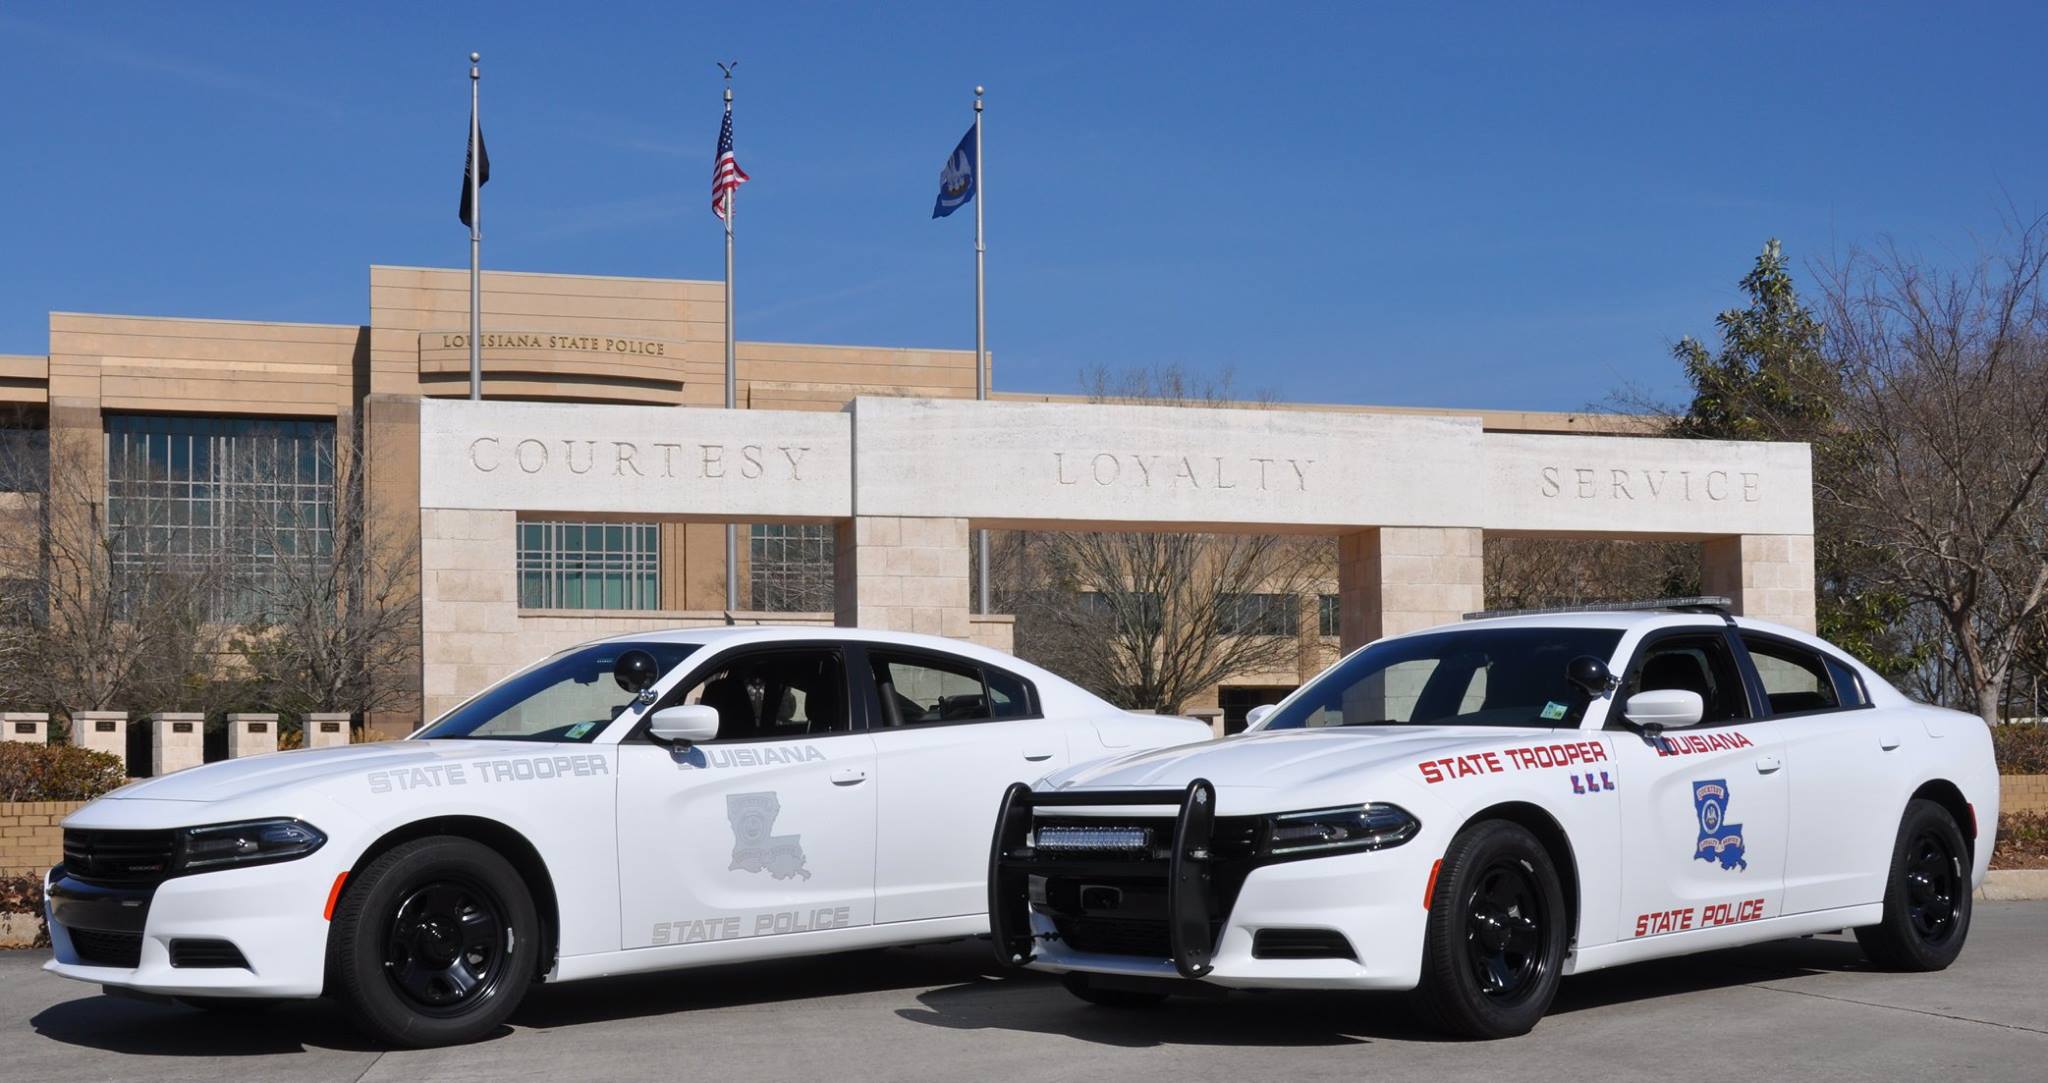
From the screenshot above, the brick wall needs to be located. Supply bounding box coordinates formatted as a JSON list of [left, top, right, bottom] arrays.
[[1, 801, 85, 876], [2004, 774, 2048, 815]]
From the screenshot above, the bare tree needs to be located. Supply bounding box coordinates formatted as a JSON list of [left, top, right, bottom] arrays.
[[1804, 221, 2048, 724], [1483, 536, 1699, 611]]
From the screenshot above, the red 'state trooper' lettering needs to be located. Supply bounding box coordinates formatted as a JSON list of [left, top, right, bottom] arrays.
[[1418, 741, 1607, 784]]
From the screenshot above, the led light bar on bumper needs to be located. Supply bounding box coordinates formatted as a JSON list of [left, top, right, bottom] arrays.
[[1264, 803, 1418, 858], [1033, 825, 1155, 851], [176, 819, 327, 873]]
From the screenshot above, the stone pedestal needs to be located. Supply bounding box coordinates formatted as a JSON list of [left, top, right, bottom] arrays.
[[1701, 534, 1816, 632], [227, 713, 279, 758], [305, 713, 353, 749], [149, 712, 205, 776], [71, 711, 128, 765], [1336, 526, 1486, 653], [1, 713, 47, 744], [834, 516, 972, 637]]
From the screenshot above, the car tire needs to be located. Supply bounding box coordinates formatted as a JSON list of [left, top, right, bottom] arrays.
[[328, 836, 539, 1048], [1853, 798, 1972, 972], [1061, 972, 1167, 1008], [1412, 819, 1569, 1040]]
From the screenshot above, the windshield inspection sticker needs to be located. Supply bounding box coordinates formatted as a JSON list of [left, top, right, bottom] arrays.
[[565, 721, 597, 740], [1539, 701, 1569, 721]]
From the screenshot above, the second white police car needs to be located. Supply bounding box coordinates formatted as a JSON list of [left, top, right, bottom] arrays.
[[990, 598, 1998, 1038], [44, 628, 1205, 1046]]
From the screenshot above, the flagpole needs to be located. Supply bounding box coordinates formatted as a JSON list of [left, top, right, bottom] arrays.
[[723, 76, 739, 612], [468, 52, 483, 401], [973, 85, 990, 616]]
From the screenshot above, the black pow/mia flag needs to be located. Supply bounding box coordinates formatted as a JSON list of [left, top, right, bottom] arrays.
[[459, 127, 490, 227]]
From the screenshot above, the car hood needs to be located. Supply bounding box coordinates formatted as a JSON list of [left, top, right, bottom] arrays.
[[102, 740, 513, 803], [1044, 725, 1554, 804]]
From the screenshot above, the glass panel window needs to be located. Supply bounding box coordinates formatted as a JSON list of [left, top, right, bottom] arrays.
[[1318, 593, 1341, 638], [871, 653, 991, 725], [1262, 627, 1626, 730], [419, 641, 698, 742], [673, 648, 850, 741], [749, 523, 835, 612], [1742, 635, 1842, 715], [1217, 592, 1300, 637], [517, 520, 661, 610]]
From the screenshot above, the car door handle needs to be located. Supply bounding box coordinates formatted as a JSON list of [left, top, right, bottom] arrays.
[[1880, 733, 1902, 751], [829, 767, 868, 786], [1022, 750, 1056, 762], [1754, 755, 1783, 774]]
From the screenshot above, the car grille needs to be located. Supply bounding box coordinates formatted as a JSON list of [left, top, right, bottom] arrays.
[[1252, 928, 1356, 960], [68, 928, 143, 968], [62, 828, 179, 887], [1030, 815, 1261, 962], [1056, 915, 1174, 959]]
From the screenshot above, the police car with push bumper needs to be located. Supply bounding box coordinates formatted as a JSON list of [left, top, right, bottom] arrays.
[[43, 628, 1205, 1046], [989, 598, 1998, 1038]]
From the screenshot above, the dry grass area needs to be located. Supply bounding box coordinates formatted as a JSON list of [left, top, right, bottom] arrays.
[[1992, 811, 2048, 870]]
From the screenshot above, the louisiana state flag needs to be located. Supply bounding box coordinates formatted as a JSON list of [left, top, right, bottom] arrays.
[[932, 126, 976, 219]]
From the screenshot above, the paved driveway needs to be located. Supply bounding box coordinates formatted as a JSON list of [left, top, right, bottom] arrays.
[[7, 902, 2046, 1082]]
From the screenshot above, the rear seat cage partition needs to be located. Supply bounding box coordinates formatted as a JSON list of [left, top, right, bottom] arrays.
[[989, 778, 1220, 979]]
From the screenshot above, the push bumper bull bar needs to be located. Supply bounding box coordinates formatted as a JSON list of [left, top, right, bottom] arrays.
[[988, 778, 1219, 979]]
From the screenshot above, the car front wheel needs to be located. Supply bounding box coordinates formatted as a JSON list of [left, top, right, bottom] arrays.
[[1854, 798, 1972, 971], [1413, 819, 1568, 1039], [328, 836, 539, 1047]]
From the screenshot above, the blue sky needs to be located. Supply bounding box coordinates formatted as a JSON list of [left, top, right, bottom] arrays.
[[3, 2, 2044, 411]]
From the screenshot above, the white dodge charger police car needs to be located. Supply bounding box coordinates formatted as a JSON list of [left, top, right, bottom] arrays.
[[44, 628, 1204, 1046], [990, 599, 1998, 1039]]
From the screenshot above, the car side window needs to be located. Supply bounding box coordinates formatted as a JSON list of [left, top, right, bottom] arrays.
[[869, 651, 1038, 726], [1741, 635, 1843, 715], [1825, 656, 1870, 707], [672, 648, 851, 741], [1623, 633, 1749, 725]]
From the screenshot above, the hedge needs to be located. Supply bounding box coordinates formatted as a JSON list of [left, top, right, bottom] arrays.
[[0, 742, 128, 802], [1992, 723, 2048, 775]]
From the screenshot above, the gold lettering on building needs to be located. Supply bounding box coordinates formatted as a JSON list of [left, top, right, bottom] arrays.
[[435, 332, 669, 357]]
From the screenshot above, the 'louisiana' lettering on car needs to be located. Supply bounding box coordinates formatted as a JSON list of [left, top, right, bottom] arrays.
[[702, 745, 827, 768], [1418, 740, 1608, 784], [1651, 730, 1755, 757]]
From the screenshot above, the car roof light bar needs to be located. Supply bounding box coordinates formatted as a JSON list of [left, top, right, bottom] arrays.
[[1462, 596, 1734, 621]]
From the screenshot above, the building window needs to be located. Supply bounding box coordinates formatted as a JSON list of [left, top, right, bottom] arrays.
[[1078, 590, 1163, 637], [1319, 593, 1341, 637], [750, 523, 834, 612], [518, 521, 661, 610], [104, 414, 336, 619], [0, 410, 48, 493], [1217, 592, 1300, 637]]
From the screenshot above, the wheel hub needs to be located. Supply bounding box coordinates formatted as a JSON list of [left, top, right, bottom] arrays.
[[384, 879, 506, 1014]]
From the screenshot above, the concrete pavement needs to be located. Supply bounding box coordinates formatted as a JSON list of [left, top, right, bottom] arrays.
[[6, 902, 2046, 1082]]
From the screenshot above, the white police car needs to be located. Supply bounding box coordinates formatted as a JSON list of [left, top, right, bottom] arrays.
[[990, 599, 1999, 1038], [44, 628, 1205, 1046]]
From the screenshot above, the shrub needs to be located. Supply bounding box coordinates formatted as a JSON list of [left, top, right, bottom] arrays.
[[1991, 723, 2048, 774], [0, 873, 50, 948], [0, 742, 128, 802]]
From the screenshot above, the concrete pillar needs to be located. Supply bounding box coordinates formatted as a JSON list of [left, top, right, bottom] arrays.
[[71, 711, 128, 764], [834, 516, 972, 638], [1336, 527, 1485, 654], [226, 713, 279, 758], [1, 713, 48, 744], [1701, 534, 1816, 633], [149, 712, 204, 776], [305, 713, 353, 749]]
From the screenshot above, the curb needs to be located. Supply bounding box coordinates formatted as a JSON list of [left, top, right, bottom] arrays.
[[1977, 869, 2048, 901]]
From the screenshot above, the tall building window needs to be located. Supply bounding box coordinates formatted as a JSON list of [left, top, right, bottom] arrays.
[[750, 523, 834, 612], [518, 521, 661, 610], [104, 414, 336, 619], [1216, 592, 1300, 637], [0, 410, 48, 493], [1318, 593, 1342, 637]]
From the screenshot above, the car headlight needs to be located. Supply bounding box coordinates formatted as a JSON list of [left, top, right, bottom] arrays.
[[175, 818, 327, 872], [1264, 803, 1418, 858]]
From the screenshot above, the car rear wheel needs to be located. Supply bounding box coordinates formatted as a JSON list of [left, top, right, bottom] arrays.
[[1413, 819, 1568, 1039], [1854, 798, 1972, 972], [1061, 972, 1167, 1008], [328, 836, 538, 1047]]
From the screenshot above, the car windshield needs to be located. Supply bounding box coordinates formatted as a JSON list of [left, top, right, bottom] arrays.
[[1258, 626, 1625, 730], [415, 641, 699, 743]]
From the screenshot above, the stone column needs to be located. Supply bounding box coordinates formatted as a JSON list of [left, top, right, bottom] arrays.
[[71, 711, 129, 766], [834, 516, 972, 638], [149, 712, 205, 776], [1, 713, 48, 744], [1336, 527, 1485, 654], [226, 713, 279, 758], [1701, 534, 1816, 633], [305, 713, 354, 749]]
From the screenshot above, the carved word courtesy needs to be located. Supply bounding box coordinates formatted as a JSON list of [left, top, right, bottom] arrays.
[[1540, 466, 1762, 503], [468, 438, 812, 482], [1054, 452, 1313, 491]]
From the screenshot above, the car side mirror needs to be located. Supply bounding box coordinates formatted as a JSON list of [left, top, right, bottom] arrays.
[[1623, 689, 1704, 730], [1246, 704, 1277, 728], [649, 704, 720, 745]]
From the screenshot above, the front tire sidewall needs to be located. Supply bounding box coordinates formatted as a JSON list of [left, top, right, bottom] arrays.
[[1857, 799, 1972, 972], [329, 837, 539, 1048], [1416, 820, 1569, 1039]]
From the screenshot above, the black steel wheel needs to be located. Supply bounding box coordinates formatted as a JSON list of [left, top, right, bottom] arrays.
[[1414, 819, 1568, 1039], [329, 836, 539, 1047], [1856, 798, 1972, 971]]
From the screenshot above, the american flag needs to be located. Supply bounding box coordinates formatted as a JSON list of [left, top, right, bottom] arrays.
[[711, 104, 749, 219]]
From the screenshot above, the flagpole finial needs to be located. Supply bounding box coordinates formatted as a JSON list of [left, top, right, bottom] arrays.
[[974, 85, 984, 111], [470, 52, 480, 79]]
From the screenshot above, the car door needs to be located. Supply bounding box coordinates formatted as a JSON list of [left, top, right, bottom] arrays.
[[1738, 631, 1908, 915], [614, 643, 879, 950], [860, 644, 1073, 924], [1609, 626, 1791, 943]]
